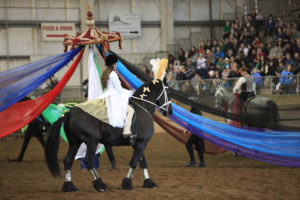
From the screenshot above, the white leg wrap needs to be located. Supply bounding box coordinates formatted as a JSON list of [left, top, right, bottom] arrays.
[[123, 106, 135, 135], [144, 168, 150, 179], [90, 168, 99, 180], [126, 168, 135, 179], [65, 170, 71, 182]]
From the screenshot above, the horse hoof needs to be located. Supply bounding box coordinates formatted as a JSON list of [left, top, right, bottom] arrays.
[[62, 181, 78, 192], [122, 177, 133, 190], [93, 178, 107, 192], [143, 178, 158, 188]]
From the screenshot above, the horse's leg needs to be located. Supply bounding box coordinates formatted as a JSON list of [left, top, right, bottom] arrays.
[[16, 130, 32, 162], [104, 144, 116, 169], [62, 142, 81, 192], [86, 141, 107, 192], [139, 153, 158, 188], [122, 142, 145, 190], [36, 130, 46, 149]]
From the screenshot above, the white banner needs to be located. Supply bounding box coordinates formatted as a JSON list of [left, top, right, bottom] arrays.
[[41, 23, 75, 41], [109, 14, 141, 38]]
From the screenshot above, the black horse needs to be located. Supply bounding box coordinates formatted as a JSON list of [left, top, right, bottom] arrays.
[[45, 79, 172, 192], [214, 85, 280, 129], [7, 97, 49, 162]]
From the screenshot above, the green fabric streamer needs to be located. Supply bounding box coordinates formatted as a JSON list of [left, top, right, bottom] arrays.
[[42, 104, 69, 142], [93, 55, 104, 93]]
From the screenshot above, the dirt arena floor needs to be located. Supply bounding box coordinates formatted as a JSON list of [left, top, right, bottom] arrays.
[[0, 119, 300, 200]]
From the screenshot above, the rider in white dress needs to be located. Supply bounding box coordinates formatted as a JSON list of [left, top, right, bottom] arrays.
[[99, 54, 134, 136]]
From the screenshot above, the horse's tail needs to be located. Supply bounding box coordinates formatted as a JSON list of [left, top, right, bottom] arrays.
[[45, 112, 70, 177]]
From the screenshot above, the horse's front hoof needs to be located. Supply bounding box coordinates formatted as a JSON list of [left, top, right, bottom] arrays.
[[62, 181, 78, 192], [122, 177, 133, 190], [143, 178, 158, 188], [93, 178, 107, 192]]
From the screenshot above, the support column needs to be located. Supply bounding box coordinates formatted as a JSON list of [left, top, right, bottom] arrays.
[[31, 0, 37, 55], [5, 0, 9, 70], [209, 0, 213, 40], [79, 0, 95, 85], [160, 0, 174, 51]]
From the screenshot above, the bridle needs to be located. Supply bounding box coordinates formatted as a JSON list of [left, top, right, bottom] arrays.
[[130, 81, 171, 113]]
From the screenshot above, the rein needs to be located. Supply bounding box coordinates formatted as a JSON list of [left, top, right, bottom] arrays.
[[130, 81, 171, 112], [130, 99, 153, 118]]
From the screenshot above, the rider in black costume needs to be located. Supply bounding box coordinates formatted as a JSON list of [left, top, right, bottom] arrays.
[[185, 106, 206, 168]]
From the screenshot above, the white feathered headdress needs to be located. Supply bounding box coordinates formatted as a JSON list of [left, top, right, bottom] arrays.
[[150, 58, 168, 80]]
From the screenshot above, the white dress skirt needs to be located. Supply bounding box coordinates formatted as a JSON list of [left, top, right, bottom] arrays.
[[99, 71, 133, 128]]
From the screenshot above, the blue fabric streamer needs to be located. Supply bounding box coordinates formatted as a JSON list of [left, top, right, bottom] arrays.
[[0, 47, 82, 112], [116, 58, 300, 167]]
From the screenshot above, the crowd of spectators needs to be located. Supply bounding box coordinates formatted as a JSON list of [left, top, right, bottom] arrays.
[[165, 10, 300, 95]]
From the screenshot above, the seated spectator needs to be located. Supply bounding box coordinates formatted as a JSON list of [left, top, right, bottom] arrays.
[[221, 68, 230, 79], [184, 49, 190, 61], [284, 43, 294, 56], [189, 45, 198, 65], [223, 20, 231, 39], [185, 59, 196, 79], [240, 27, 251, 45], [206, 49, 214, 67], [178, 48, 186, 65], [256, 12, 264, 28], [198, 41, 205, 54], [213, 46, 225, 64], [176, 65, 187, 80], [204, 40, 212, 52], [269, 39, 284, 57], [211, 40, 218, 52], [252, 37, 262, 49], [251, 68, 263, 94], [276, 27, 286, 41], [249, 26, 258, 41], [275, 16, 284, 33], [261, 42, 270, 56], [255, 55, 268, 72], [292, 52, 300, 74], [191, 72, 202, 95], [168, 54, 175, 69], [250, 8, 257, 27], [196, 53, 207, 79], [224, 57, 231, 71], [262, 60, 277, 86], [239, 42, 249, 56], [283, 53, 294, 67], [142, 65, 152, 77], [280, 64, 294, 94], [264, 14, 276, 36]]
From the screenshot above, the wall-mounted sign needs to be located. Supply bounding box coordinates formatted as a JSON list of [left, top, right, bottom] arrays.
[[41, 23, 75, 41], [109, 14, 141, 38]]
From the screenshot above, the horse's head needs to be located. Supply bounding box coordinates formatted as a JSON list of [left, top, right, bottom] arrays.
[[132, 78, 172, 117], [155, 78, 172, 117]]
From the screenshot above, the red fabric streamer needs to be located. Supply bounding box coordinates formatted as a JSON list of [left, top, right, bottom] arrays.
[[0, 48, 85, 138]]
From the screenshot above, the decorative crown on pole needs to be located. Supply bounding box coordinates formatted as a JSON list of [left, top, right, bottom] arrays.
[[63, 6, 122, 56]]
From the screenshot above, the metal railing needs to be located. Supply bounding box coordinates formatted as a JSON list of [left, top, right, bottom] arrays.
[[168, 75, 300, 97]]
